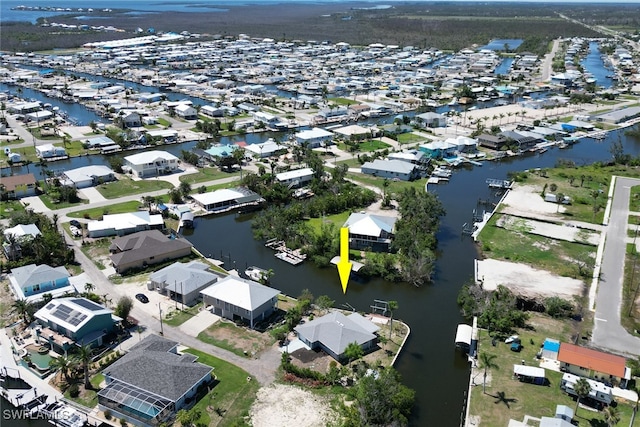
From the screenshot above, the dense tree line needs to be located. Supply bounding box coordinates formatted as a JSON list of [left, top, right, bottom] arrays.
[[1, 210, 75, 271], [391, 187, 445, 286]]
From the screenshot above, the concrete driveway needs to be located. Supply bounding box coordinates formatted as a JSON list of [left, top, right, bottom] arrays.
[[592, 176, 640, 356]]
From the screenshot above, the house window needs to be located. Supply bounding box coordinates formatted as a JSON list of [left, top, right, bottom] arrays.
[[33, 284, 40, 292]]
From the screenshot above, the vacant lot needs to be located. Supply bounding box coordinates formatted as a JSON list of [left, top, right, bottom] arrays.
[[198, 320, 275, 358]]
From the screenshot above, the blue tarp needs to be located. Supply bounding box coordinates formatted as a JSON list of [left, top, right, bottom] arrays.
[[543, 338, 560, 353]]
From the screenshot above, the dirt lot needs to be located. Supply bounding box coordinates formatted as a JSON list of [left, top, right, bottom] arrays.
[[199, 321, 274, 357], [250, 384, 337, 427]]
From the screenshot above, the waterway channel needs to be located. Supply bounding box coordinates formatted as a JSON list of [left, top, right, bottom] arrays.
[[182, 128, 640, 426]]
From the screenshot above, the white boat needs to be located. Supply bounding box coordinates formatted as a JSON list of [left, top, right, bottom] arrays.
[[432, 166, 452, 178], [245, 266, 269, 282]]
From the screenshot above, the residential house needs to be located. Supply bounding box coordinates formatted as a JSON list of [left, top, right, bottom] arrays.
[[98, 335, 213, 426], [110, 230, 194, 274], [388, 149, 429, 165], [200, 276, 280, 328], [124, 150, 180, 178], [84, 136, 117, 150], [295, 127, 333, 148], [558, 342, 630, 388], [332, 124, 374, 141], [148, 261, 219, 306], [191, 187, 264, 212], [343, 213, 397, 252], [9, 263, 74, 303], [88, 211, 164, 238], [34, 297, 120, 352], [3, 223, 41, 260], [61, 165, 115, 189], [275, 168, 314, 188], [294, 311, 379, 363], [244, 139, 285, 158], [477, 133, 509, 150], [419, 140, 457, 159], [174, 103, 197, 120], [35, 144, 66, 159], [361, 159, 419, 181], [119, 111, 142, 128], [416, 112, 447, 128], [500, 130, 539, 151], [0, 173, 38, 199], [145, 129, 178, 144], [253, 111, 281, 128]]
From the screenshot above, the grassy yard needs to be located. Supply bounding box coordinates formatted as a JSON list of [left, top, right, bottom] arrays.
[[197, 320, 274, 358], [179, 167, 242, 185], [0, 200, 25, 219], [183, 348, 259, 427], [67, 200, 143, 219], [96, 177, 173, 199], [469, 314, 635, 426], [157, 118, 171, 127], [346, 172, 426, 196], [80, 237, 113, 270], [329, 97, 359, 106], [39, 193, 88, 210], [359, 139, 390, 152], [306, 211, 351, 234], [396, 132, 429, 144], [64, 373, 104, 409], [164, 303, 203, 327], [476, 213, 597, 278]]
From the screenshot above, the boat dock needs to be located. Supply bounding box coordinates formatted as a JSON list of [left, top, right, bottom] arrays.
[[265, 239, 307, 265], [486, 178, 512, 189]]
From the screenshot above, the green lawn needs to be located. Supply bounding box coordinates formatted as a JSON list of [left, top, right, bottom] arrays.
[[307, 211, 351, 234], [39, 193, 88, 210], [183, 348, 259, 427], [68, 200, 143, 219], [469, 314, 635, 426], [396, 132, 429, 144], [96, 177, 173, 199], [359, 140, 390, 152], [347, 172, 427, 197], [64, 373, 104, 409], [179, 167, 242, 185], [329, 97, 359, 106], [63, 140, 97, 158], [0, 200, 25, 219], [157, 118, 171, 127], [164, 303, 203, 327]]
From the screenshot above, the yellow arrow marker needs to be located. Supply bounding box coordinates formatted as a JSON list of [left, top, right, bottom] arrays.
[[337, 227, 352, 294]]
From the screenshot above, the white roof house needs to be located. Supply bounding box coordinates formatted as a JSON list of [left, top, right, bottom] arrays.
[[191, 187, 263, 212], [61, 165, 115, 189], [124, 150, 179, 178], [88, 211, 164, 238], [275, 168, 314, 187], [343, 212, 397, 251], [4, 223, 41, 241], [361, 159, 418, 181], [295, 127, 334, 148], [149, 261, 219, 306], [388, 149, 427, 164], [244, 139, 285, 158], [35, 143, 66, 159]]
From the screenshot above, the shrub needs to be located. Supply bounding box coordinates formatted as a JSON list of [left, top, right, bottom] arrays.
[[68, 384, 80, 398], [104, 410, 112, 420]]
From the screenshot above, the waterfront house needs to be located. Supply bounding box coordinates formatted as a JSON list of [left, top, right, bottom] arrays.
[[84, 136, 117, 150], [361, 159, 419, 181], [109, 230, 193, 274], [244, 139, 286, 158], [191, 187, 264, 212], [343, 213, 397, 252], [294, 127, 334, 148], [419, 140, 457, 159], [174, 103, 197, 120], [61, 165, 115, 189], [275, 168, 314, 188], [388, 149, 429, 165], [88, 211, 164, 238], [294, 311, 379, 363], [118, 110, 142, 128], [35, 143, 66, 159], [98, 335, 213, 426], [9, 263, 74, 303], [200, 276, 280, 329], [416, 112, 447, 128], [0, 173, 37, 199], [253, 111, 281, 128], [558, 342, 630, 388], [477, 133, 509, 150], [34, 297, 119, 352], [149, 261, 219, 306], [3, 223, 41, 260], [123, 150, 180, 178]]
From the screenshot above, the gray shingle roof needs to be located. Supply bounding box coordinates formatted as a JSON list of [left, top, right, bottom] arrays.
[[200, 276, 280, 311], [105, 335, 211, 402], [294, 311, 378, 356], [149, 261, 219, 295], [110, 230, 193, 267]]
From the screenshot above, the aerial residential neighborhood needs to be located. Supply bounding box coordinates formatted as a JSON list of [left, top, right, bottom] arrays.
[[2, 2, 640, 426]]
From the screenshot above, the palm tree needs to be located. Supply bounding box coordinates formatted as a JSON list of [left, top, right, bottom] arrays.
[[479, 352, 499, 394], [84, 283, 95, 295], [178, 181, 191, 200], [388, 300, 398, 340], [603, 405, 620, 426], [75, 344, 93, 390], [12, 299, 33, 324], [49, 355, 75, 383], [573, 377, 591, 414], [344, 341, 364, 369]]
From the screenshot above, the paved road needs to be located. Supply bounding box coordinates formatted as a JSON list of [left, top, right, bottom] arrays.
[[592, 176, 640, 355]]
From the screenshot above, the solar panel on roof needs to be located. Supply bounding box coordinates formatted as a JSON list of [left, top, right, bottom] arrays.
[[72, 298, 104, 311], [45, 303, 54, 310]]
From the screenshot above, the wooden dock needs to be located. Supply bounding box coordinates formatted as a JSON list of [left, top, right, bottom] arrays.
[[265, 239, 307, 265]]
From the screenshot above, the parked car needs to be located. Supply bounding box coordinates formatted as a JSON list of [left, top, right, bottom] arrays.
[[70, 220, 81, 228], [510, 342, 522, 352], [135, 293, 149, 304]]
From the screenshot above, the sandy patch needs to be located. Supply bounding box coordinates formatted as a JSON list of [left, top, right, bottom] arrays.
[[476, 259, 584, 299], [496, 214, 600, 245], [500, 184, 564, 216], [250, 384, 336, 427]]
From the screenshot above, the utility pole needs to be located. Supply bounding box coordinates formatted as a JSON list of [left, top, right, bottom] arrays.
[[158, 302, 163, 335]]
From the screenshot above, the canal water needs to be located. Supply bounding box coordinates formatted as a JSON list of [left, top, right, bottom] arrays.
[[182, 128, 640, 426], [581, 41, 614, 89]]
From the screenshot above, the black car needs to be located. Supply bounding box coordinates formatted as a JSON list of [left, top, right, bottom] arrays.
[[70, 220, 81, 228], [135, 293, 149, 304]]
